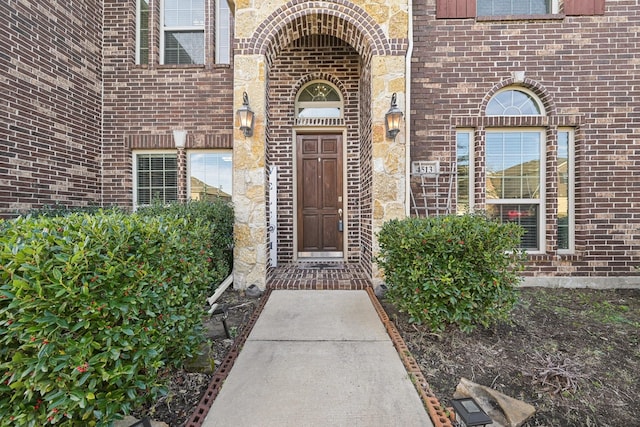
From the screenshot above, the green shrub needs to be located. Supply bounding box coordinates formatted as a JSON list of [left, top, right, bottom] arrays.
[[137, 199, 234, 269], [376, 214, 526, 332], [0, 200, 233, 426], [23, 202, 109, 218]]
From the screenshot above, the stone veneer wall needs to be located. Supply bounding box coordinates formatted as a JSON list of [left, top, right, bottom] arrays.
[[233, 0, 409, 288], [0, 0, 103, 216], [411, 0, 640, 278]]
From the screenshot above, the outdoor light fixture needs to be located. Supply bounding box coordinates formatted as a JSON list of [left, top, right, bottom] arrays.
[[173, 129, 187, 149], [385, 92, 403, 140], [451, 397, 492, 427], [236, 91, 254, 137]]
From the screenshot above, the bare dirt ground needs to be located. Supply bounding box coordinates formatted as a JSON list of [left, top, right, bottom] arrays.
[[385, 287, 640, 427], [138, 287, 639, 427]]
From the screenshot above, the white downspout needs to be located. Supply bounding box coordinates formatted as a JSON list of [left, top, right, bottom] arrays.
[[405, 0, 414, 216]]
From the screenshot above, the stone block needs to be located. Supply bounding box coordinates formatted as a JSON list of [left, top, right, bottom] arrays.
[[454, 377, 536, 427]]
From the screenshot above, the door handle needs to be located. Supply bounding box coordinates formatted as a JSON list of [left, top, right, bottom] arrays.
[[338, 208, 343, 232]]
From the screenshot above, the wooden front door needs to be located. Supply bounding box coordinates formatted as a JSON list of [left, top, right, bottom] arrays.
[[297, 133, 343, 257]]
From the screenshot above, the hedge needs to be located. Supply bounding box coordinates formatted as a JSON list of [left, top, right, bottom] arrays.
[[0, 200, 233, 426]]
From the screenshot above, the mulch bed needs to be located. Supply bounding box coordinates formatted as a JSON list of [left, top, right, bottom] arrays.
[[136, 286, 640, 427]]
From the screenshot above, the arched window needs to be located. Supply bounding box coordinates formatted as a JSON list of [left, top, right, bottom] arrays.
[[484, 88, 546, 251], [295, 82, 343, 119], [486, 88, 544, 116], [458, 86, 574, 254]]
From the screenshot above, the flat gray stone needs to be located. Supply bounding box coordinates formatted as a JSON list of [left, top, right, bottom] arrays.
[[113, 416, 168, 427], [184, 342, 217, 373]]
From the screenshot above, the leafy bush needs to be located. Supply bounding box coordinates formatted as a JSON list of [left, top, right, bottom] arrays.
[[376, 214, 526, 332], [137, 199, 234, 269], [0, 200, 233, 426], [23, 202, 109, 218]]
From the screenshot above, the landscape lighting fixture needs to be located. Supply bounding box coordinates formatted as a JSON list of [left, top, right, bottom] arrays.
[[450, 397, 492, 427]]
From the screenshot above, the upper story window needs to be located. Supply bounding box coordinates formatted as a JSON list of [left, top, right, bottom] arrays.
[[136, 0, 231, 66], [216, 0, 231, 64], [477, 0, 552, 16], [436, 0, 604, 18], [136, 0, 150, 64], [161, 0, 205, 65], [295, 82, 343, 119]]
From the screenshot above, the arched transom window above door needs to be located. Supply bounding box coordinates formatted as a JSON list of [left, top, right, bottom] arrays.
[[295, 81, 344, 126]]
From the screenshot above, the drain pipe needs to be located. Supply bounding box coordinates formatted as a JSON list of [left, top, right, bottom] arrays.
[[405, 0, 414, 216]]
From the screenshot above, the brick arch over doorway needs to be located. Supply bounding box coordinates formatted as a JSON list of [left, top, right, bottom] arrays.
[[239, 1, 408, 279], [267, 35, 364, 267], [237, 0, 407, 61]]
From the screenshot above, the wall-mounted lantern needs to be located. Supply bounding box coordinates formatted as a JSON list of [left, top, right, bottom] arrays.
[[450, 397, 493, 427], [173, 129, 187, 149], [237, 92, 254, 137], [385, 92, 403, 140]]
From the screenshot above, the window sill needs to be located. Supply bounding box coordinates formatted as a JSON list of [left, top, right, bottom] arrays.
[[157, 64, 206, 69], [133, 63, 232, 70], [525, 251, 546, 257], [557, 251, 579, 260], [476, 14, 565, 22]]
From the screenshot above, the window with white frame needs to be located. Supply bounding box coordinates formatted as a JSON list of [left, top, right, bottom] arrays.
[[134, 152, 179, 207], [485, 130, 544, 251], [188, 151, 233, 201], [215, 0, 231, 64], [486, 89, 543, 116], [136, 0, 150, 64], [161, 0, 205, 65], [557, 129, 574, 252], [477, 0, 557, 16], [456, 130, 474, 214], [485, 87, 546, 251]]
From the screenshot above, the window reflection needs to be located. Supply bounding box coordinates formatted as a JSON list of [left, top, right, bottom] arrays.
[[189, 152, 233, 202], [486, 90, 542, 116], [485, 131, 542, 250]]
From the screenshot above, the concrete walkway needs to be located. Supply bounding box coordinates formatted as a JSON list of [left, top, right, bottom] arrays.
[[201, 290, 433, 427]]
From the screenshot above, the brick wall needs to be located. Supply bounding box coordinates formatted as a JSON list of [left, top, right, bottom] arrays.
[[411, 0, 640, 276], [101, 0, 234, 209], [358, 58, 373, 277], [0, 0, 103, 216]]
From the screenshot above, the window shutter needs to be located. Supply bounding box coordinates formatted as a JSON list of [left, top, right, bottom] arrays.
[[565, 0, 605, 16], [436, 0, 476, 19]]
